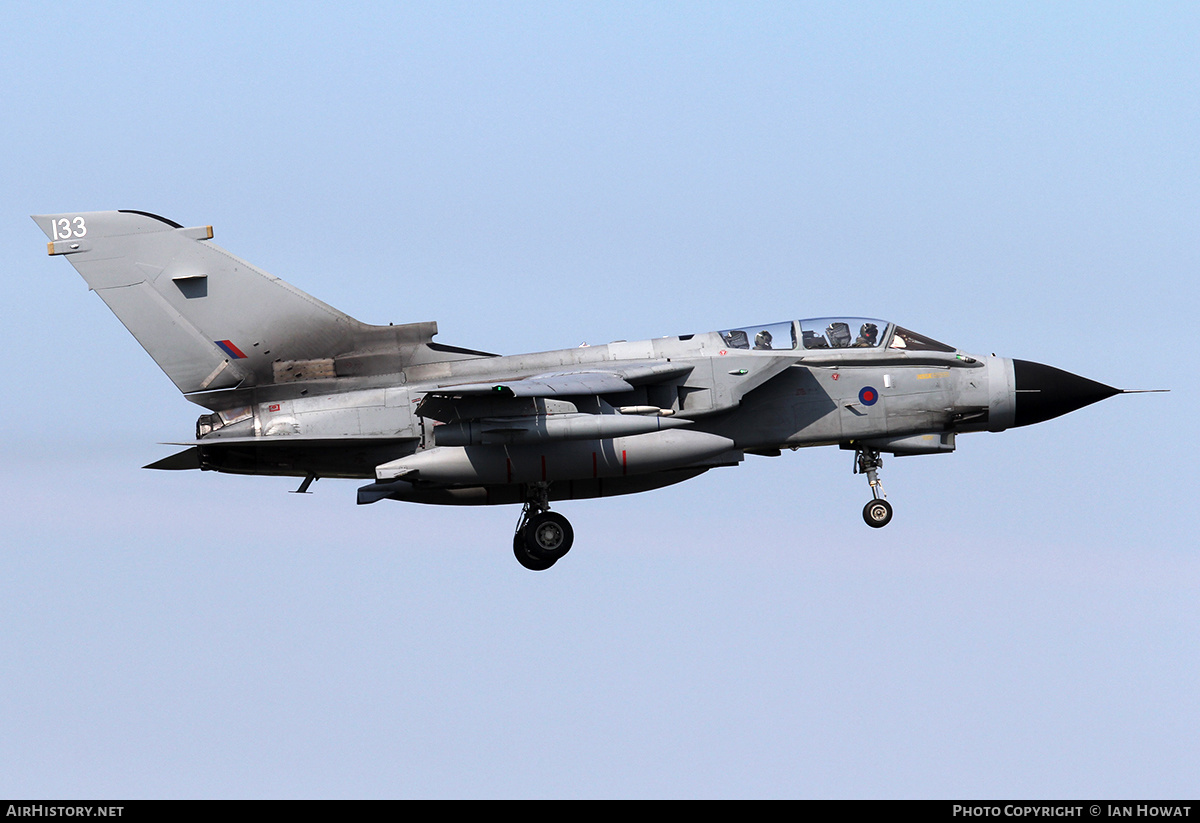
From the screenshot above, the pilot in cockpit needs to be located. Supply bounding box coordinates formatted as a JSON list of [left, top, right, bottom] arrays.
[[754, 330, 774, 350], [853, 322, 879, 347]]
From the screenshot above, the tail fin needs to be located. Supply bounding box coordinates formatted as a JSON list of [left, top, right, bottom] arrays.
[[34, 210, 448, 400]]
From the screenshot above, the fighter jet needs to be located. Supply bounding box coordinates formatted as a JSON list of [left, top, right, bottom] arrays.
[[34, 210, 1143, 570]]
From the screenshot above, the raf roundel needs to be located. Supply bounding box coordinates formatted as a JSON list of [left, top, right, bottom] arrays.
[[859, 386, 879, 406]]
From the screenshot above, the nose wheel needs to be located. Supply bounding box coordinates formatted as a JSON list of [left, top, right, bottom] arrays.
[[512, 483, 574, 570], [862, 497, 893, 528], [854, 447, 893, 528]]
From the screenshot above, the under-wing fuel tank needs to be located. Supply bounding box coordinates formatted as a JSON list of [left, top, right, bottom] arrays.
[[375, 428, 739, 485]]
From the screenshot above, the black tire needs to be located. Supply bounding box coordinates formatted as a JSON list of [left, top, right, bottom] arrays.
[[523, 511, 574, 562], [513, 531, 556, 571], [863, 498, 893, 528]]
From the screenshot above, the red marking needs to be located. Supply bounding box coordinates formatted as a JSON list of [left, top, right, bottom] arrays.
[[622, 449, 628, 476], [214, 339, 248, 359], [832, 373, 840, 381], [719, 349, 728, 356], [268, 403, 280, 412]]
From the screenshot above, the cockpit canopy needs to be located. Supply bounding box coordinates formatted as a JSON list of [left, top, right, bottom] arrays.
[[718, 320, 798, 351], [799, 317, 885, 349], [718, 318, 955, 353]]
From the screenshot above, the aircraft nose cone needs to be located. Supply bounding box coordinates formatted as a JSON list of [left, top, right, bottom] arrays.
[[1012, 359, 1120, 428]]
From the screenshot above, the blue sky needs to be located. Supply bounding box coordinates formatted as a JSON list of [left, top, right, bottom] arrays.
[[2, 2, 1196, 798]]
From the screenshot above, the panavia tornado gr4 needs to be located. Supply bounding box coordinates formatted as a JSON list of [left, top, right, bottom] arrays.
[[34, 210, 1143, 570]]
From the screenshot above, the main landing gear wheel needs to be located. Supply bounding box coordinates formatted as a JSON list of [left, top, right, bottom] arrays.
[[514, 532, 557, 571], [512, 483, 574, 570], [524, 511, 574, 563], [863, 498, 893, 528]]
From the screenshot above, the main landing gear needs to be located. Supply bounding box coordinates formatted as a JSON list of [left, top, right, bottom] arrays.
[[513, 483, 575, 571], [855, 447, 893, 528]]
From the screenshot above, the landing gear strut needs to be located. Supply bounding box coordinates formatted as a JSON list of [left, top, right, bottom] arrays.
[[512, 483, 574, 570], [855, 447, 893, 528]]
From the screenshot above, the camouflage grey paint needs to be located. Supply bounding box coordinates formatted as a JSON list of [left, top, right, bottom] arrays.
[[34, 211, 1128, 564]]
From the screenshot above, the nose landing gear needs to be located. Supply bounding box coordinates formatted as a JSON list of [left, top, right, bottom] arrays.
[[513, 483, 575, 570], [855, 447, 893, 528], [862, 497, 893, 528]]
